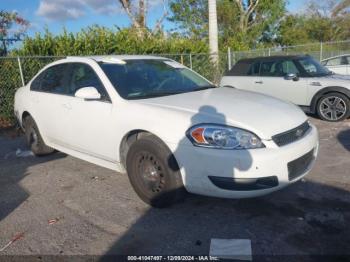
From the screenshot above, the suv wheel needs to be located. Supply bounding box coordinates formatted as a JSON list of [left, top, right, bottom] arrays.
[[24, 116, 54, 156], [317, 92, 350, 122], [126, 135, 186, 208]]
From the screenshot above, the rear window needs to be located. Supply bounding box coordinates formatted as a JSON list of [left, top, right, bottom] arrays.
[[226, 60, 253, 76], [30, 64, 68, 94]]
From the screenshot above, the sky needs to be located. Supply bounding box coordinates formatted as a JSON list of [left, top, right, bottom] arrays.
[[1, 0, 307, 37]]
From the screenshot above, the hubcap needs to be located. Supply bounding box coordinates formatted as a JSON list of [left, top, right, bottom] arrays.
[[320, 96, 347, 121], [137, 152, 165, 193]]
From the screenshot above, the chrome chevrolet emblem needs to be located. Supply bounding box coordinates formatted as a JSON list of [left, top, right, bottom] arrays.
[[295, 129, 303, 137]]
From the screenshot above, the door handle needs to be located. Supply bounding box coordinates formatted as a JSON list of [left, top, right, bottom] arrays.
[[255, 81, 263, 84]]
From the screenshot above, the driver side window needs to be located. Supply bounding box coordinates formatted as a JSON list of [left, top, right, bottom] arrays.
[[260, 60, 299, 77], [68, 63, 110, 101]]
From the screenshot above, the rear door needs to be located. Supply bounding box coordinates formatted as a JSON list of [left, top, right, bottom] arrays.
[[221, 61, 261, 91], [253, 59, 309, 105], [30, 63, 71, 144]]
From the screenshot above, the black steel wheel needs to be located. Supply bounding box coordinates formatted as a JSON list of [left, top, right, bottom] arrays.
[[126, 134, 186, 208]]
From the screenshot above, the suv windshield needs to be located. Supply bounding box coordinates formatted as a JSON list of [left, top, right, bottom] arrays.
[[297, 56, 332, 77], [99, 59, 215, 99]]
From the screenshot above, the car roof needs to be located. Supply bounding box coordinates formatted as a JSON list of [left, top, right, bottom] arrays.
[[66, 55, 168, 62], [225, 54, 310, 76], [236, 55, 308, 64]]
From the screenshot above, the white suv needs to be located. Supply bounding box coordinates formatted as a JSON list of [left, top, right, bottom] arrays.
[[221, 55, 350, 122], [14, 56, 319, 207]]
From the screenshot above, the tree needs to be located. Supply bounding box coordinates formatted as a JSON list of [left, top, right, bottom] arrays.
[[208, 0, 219, 65], [0, 11, 29, 56], [277, 15, 310, 46], [118, 0, 169, 37], [168, 0, 286, 49], [332, 0, 350, 16], [168, 0, 208, 38], [304, 0, 349, 42]]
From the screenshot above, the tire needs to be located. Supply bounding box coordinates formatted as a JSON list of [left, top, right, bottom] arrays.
[[23, 115, 54, 156], [126, 134, 186, 208], [316, 92, 350, 122]]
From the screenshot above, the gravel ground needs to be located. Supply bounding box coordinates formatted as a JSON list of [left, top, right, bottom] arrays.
[[0, 117, 350, 261]]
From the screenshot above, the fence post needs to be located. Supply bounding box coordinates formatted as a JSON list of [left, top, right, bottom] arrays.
[[227, 47, 232, 70], [268, 48, 271, 56], [189, 53, 193, 69], [17, 57, 25, 86], [320, 42, 323, 61]]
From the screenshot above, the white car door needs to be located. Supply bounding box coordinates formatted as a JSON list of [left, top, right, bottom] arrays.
[[29, 63, 72, 144], [60, 63, 117, 162], [252, 59, 309, 106], [221, 61, 261, 92]]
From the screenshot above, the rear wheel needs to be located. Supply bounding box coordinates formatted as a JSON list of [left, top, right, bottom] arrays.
[[126, 135, 186, 208], [23, 115, 54, 156], [317, 92, 350, 122]]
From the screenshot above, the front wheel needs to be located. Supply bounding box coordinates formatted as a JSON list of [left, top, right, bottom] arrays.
[[126, 135, 186, 208], [317, 92, 350, 122]]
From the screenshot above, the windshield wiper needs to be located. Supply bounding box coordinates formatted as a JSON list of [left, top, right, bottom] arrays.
[[194, 85, 217, 91], [133, 91, 183, 99], [128, 86, 216, 99]]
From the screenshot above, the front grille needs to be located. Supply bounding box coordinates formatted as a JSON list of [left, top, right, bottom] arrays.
[[288, 149, 315, 181], [272, 121, 311, 147]]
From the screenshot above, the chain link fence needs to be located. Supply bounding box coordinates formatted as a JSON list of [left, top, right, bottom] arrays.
[[0, 56, 64, 128], [0, 54, 227, 128], [0, 40, 349, 128], [230, 40, 350, 66]]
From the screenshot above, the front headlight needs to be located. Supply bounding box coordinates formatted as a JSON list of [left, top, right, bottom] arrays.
[[187, 124, 265, 149]]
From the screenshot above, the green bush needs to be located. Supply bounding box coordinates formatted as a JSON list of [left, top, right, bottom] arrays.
[[0, 26, 225, 127], [13, 26, 209, 56]]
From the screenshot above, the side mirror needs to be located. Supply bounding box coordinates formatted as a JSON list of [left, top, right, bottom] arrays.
[[75, 87, 101, 100], [284, 73, 299, 81]]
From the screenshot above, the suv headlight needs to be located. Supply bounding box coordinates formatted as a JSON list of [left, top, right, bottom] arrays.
[[187, 124, 264, 149]]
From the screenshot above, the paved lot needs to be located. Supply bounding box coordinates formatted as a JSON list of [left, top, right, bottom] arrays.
[[0, 117, 350, 261]]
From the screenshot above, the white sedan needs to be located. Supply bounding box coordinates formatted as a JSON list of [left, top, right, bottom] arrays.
[[14, 56, 319, 207], [321, 54, 350, 75]]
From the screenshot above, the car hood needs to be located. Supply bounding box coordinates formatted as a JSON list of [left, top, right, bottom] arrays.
[[312, 74, 350, 86], [136, 87, 307, 139]]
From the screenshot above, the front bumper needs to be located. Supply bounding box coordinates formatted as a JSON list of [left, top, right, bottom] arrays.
[[168, 123, 319, 198]]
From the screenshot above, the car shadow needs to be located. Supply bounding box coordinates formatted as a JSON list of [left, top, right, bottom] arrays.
[[170, 105, 253, 202], [100, 107, 350, 261], [337, 129, 350, 151], [0, 134, 66, 222], [100, 179, 350, 261]]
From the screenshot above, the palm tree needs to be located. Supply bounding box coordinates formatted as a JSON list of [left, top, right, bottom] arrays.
[[208, 0, 219, 66]]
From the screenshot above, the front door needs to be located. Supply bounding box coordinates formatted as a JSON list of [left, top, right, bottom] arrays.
[[30, 63, 72, 144], [252, 59, 309, 106], [62, 63, 117, 162]]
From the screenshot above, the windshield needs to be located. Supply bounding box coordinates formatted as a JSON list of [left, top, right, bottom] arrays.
[[99, 59, 215, 99], [297, 56, 332, 77]]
